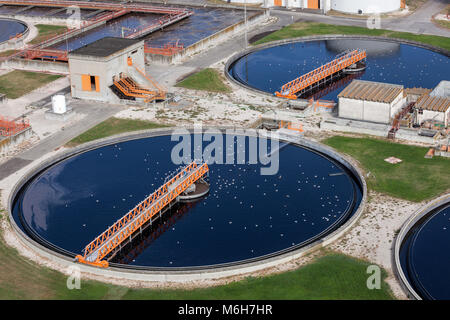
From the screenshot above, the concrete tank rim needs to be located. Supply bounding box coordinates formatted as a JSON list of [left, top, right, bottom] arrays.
[[224, 35, 450, 99], [6, 126, 367, 283], [393, 193, 450, 300], [0, 17, 29, 46]]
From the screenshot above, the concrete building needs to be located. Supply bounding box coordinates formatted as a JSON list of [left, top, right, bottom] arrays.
[[229, 0, 405, 13], [229, 0, 328, 11], [415, 81, 450, 127], [329, 0, 404, 14], [338, 80, 406, 124], [68, 37, 145, 103]]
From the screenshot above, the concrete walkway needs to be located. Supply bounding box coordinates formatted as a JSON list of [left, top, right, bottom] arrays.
[[0, 100, 123, 180]]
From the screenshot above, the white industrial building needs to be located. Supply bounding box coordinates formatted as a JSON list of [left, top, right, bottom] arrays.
[[69, 37, 145, 103], [338, 80, 406, 124], [415, 81, 450, 127], [227, 0, 405, 14]]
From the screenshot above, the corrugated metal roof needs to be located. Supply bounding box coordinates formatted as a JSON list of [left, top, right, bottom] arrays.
[[405, 87, 432, 96], [338, 80, 403, 103], [415, 94, 450, 113]]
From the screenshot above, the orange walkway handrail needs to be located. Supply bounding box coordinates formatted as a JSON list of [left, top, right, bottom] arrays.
[[133, 65, 166, 95], [0, 116, 30, 137], [275, 49, 366, 99], [76, 161, 209, 268], [0, 0, 191, 14]]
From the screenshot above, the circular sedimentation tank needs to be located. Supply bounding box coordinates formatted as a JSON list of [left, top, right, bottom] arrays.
[[227, 38, 449, 100], [11, 131, 363, 270], [397, 199, 450, 300], [0, 18, 27, 43]]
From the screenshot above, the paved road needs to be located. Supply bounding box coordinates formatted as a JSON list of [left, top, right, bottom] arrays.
[[383, 0, 449, 36], [273, 0, 449, 37], [0, 100, 123, 180]]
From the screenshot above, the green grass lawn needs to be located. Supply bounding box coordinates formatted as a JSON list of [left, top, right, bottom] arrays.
[[323, 136, 450, 202], [0, 70, 62, 99], [29, 24, 68, 45], [66, 117, 169, 147], [123, 254, 393, 300], [176, 68, 231, 93], [0, 213, 393, 301], [434, 19, 450, 30], [252, 22, 450, 51]]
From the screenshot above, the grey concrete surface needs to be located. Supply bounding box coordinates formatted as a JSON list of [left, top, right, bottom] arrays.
[[273, 0, 450, 37], [0, 100, 123, 179], [0, 157, 32, 181], [19, 100, 123, 161]]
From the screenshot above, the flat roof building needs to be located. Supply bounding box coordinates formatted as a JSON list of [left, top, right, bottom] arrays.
[[338, 80, 406, 124], [68, 37, 147, 103], [415, 82, 450, 127]]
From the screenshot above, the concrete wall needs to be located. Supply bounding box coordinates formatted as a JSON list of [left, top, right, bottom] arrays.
[[0, 17, 29, 51], [330, 0, 401, 14], [146, 9, 269, 65], [416, 109, 447, 126], [338, 97, 364, 120], [69, 41, 145, 102], [339, 93, 405, 124], [0, 127, 32, 155], [394, 194, 450, 300], [0, 57, 69, 74]]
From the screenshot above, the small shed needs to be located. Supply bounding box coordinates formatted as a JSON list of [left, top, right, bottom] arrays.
[[415, 94, 450, 127]]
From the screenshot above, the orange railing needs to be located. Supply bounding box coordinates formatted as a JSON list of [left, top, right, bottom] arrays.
[[0, 116, 30, 137], [145, 41, 184, 56], [0, 1, 193, 62], [76, 161, 209, 268], [0, 0, 191, 15], [275, 49, 367, 99]]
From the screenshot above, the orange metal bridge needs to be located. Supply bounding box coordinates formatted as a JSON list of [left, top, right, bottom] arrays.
[[76, 161, 209, 268], [275, 49, 367, 100]]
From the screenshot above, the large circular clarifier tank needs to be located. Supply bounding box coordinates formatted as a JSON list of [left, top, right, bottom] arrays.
[[398, 201, 450, 300], [11, 132, 363, 269], [228, 39, 449, 101], [0, 18, 27, 43]]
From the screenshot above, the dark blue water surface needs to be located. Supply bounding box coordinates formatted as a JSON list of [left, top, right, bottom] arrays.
[[400, 204, 450, 300], [13, 135, 362, 268], [48, 7, 245, 51], [0, 19, 27, 43], [49, 13, 163, 51], [229, 40, 450, 101]]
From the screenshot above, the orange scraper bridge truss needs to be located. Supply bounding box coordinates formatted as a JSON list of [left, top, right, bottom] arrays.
[[76, 161, 209, 268], [275, 49, 367, 100]]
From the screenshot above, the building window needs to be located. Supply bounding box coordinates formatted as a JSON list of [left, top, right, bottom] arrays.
[[90, 75, 96, 91]]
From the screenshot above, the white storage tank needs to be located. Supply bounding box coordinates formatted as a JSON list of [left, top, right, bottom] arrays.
[[52, 95, 67, 114], [330, 0, 402, 14]]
